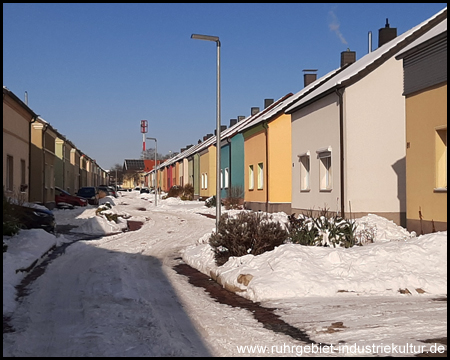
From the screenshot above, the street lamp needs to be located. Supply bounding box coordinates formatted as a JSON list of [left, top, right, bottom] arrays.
[[191, 33, 221, 233], [146, 137, 158, 206]]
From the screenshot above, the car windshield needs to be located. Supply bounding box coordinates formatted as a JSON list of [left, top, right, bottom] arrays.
[[56, 187, 70, 196], [78, 188, 95, 197]]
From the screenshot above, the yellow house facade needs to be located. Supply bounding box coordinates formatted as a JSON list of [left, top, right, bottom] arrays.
[[3, 86, 37, 202], [199, 143, 217, 199], [395, 17, 447, 234]]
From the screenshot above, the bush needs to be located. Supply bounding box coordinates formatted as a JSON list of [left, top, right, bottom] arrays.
[[166, 185, 183, 199], [223, 186, 244, 210], [180, 184, 194, 201], [287, 212, 358, 248], [205, 195, 217, 208], [3, 188, 23, 237], [209, 211, 289, 266]]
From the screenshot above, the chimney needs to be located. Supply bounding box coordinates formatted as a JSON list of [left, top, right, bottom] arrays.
[[303, 69, 318, 87], [264, 99, 274, 108], [186, 144, 193, 149], [237, 115, 245, 121], [203, 133, 213, 141], [230, 119, 237, 127], [198, 139, 202, 144], [214, 125, 227, 136], [341, 49, 356, 68], [378, 18, 397, 48], [180, 147, 186, 153], [251, 107, 260, 116]]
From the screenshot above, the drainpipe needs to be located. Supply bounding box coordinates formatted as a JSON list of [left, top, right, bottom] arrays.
[[262, 122, 269, 213], [29, 115, 39, 202], [335, 88, 345, 217], [42, 123, 49, 205]]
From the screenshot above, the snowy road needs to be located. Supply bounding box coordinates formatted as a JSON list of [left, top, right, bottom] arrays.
[[3, 194, 447, 357]]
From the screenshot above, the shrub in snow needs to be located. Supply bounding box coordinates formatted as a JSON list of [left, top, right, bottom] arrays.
[[205, 195, 217, 208], [287, 213, 359, 248], [164, 185, 183, 199], [209, 211, 289, 266], [223, 186, 245, 210], [95, 203, 119, 223], [180, 184, 194, 201]]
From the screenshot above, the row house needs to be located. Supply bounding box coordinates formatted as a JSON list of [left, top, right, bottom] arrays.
[[155, 7, 446, 234], [395, 18, 447, 234], [3, 86, 38, 202], [3, 86, 108, 209]]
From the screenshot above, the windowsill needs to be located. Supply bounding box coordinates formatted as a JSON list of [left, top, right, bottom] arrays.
[[300, 189, 311, 192], [434, 187, 447, 193], [249, 188, 254, 191], [319, 188, 333, 192]]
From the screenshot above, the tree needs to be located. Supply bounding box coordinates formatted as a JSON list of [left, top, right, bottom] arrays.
[[109, 163, 124, 186]]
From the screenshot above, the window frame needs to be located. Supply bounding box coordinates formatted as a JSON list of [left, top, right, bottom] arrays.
[[248, 165, 254, 190], [299, 152, 311, 192], [257, 162, 264, 190], [317, 147, 332, 191]]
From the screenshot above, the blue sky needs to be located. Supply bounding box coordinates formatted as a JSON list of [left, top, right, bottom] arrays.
[[3, 3, 446, 170]]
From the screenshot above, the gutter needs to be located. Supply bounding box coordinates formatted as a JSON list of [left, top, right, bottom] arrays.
[[42, 123, 49, 205], [335, 88, 345, 217]]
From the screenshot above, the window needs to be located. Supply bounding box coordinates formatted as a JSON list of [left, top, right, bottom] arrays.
[[224, 168, 229, 189], [204, 173, 208, 189], [299, 153, 310, 191], [436, 128, 447, 190], [249, 165, 254, 190], [21, 159, 26, 185], [257, 163, 264, 190], [317, 147, 332, 191], [6, 155, 13, 192], [201, 174, 205, 189], [220, 169, 223, 189]]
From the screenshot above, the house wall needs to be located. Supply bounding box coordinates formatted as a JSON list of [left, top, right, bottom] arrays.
[[345, 56, 406, 226], [30, 121, 57, 208], [291, 93, 341, 215], [199, 150, 210, 198], [183, 158, 189, 187], [3, 92, 32, 201], [193, 153, 200, 198], [188, 158, 194, 186], [244, 124, 267, 209], [230, 134, 245, 198], [220, 142, 230, 199], [405, 83, 447, 233], [267, 113, 292, 213]]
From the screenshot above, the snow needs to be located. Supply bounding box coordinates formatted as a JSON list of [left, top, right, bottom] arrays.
[[3, 190, 447, 356]]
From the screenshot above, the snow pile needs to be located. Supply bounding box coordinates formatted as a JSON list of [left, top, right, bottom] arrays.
[[182, 224, 447, 301], [3, 229, 69, 315]]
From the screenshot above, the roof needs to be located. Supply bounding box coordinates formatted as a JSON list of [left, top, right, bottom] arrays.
[[123, 159, 145, 171], [396, 18, 447, 59], [285, 7, 447, 114]]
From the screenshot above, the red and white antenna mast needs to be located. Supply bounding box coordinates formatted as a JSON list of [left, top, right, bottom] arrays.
[[140, 120, 148, 152]]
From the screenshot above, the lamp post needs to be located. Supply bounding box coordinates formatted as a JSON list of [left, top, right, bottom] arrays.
[[191, 33, 221, 233], [146, 137, 158, 206]]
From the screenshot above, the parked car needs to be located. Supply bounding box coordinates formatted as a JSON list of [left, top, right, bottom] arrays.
[[107, 186, 118, 198], [9, 202, 56, 233], [76, 187, 99, 205], [140, 187, 150, 194], [98, 185, 117, 198], [55, 187, 88, 207]]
